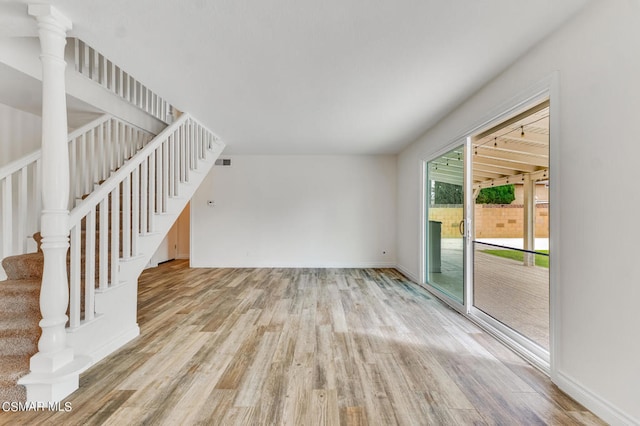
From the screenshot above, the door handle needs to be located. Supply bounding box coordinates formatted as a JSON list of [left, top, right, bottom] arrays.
[[459, 220, 464, 236]]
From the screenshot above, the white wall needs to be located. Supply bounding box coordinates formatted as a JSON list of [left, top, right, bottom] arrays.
[[191, 155, 396, 268], [0, 102, 41, 167], [397, 0, 639, 424]]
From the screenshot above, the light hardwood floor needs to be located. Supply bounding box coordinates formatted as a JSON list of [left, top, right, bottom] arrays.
[[1, 261, 603, 425]]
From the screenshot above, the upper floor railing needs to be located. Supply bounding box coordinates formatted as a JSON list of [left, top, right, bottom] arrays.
[[69, 38, 175, 124]]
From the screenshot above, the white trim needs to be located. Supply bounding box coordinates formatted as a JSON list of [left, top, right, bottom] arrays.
[[418, 158, 426, 284], [469, 306, 549, 373], [463, 137, 473, 311], [189, 193, 194, 268], [66, 313, 104, 333], [415, 280, 466, 316], [191, 262, 398, 269], [547, 72, 561, 376], [83, 324, 140, 365], [95, 280, 129, 294], [395, 263, 419, 282], [553, 371, 639, 426], [418, 138, 467, 287]]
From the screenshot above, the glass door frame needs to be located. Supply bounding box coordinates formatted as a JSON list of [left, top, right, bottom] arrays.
[[420, 139, 471, 314], [466, 99, 551, 371]]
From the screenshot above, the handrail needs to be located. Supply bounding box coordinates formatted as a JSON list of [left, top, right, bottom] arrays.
[[69, 114, 189, 225], [66, 114, 156, 206], [0, 150, 41, 181], [0, 114, 114, 181], [67, 114, 112, 141]]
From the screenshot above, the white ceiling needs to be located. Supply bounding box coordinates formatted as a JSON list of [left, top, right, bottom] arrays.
[[2, 0, 590, 154]]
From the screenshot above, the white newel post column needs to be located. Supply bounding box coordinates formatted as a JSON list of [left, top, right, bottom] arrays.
[[19, 4, 90, 402]]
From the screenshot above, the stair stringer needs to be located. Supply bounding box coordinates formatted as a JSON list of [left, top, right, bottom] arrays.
[[65, 150, 223, 366]]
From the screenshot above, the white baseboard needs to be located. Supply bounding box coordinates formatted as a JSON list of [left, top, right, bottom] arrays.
[[394, 263, 419, 282], [86, 325, 140, 365], [553, 370, 638, 425], [190, 261, 397, 269]]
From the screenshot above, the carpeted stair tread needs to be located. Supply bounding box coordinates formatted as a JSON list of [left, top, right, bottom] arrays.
[[0, 279, 41, 296], [0, 355, 29, 403], [0, 356, 30, 385], [0, 315, 41, 336], [0, 335, 38, 357], [3, 252, 116, 284], [0, 306, 40, 357], [0, 314, 39, 404], [0, 383, 27, 404], [1, 252, 44, 280], [0, 302, 39, 317], [0, 275, 41, 402]]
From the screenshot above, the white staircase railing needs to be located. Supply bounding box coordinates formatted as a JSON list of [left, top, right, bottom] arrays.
[[0, 150, 41, 261], [0, 115, 154, 264], [68, 115, 154, 207], [67, 113, 222, 328], [70, 38, 174, 124]]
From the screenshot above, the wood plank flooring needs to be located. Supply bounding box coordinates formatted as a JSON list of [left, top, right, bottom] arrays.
[[1, 261, 603, 425]]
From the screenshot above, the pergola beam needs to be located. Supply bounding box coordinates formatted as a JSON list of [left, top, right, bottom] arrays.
[[473, 169, 549, 190], [473, 148, 548, 168]]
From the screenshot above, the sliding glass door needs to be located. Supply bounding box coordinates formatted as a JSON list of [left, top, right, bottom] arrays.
[[423, 100, 551, 369], [470, 102, 550, 355], [425, 145, 465, 304]]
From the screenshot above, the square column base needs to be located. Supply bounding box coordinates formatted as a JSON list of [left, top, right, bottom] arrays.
[[18, 355, 92, 402], [29, 348, 74, 372]]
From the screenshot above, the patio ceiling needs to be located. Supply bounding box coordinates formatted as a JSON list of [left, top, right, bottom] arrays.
[[429, 103, 550, 191]]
